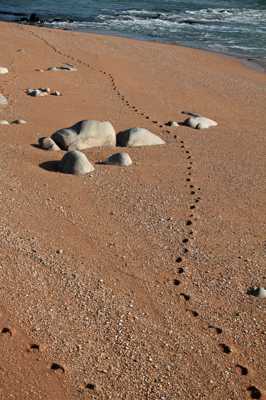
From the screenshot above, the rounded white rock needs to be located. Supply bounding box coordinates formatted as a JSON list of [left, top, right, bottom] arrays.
[[0, 67, 8, 75], [59, 150, 94, 175], [103, 152, 132, 166], [184, 116, 218, 130], [0, 120, 10, 125], [117, 127, 165, 147]]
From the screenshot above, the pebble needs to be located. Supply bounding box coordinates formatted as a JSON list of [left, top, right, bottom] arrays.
[[0, 120, 10, 125], [0, 67, 8, 75], [248, 287, 266, 299], [166, 121, 179, 127], [11, 119, 27, 125], [51, 91, 62, 96], [0, 94, 8, 105]]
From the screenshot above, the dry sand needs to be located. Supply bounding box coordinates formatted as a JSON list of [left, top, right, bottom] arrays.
[[0, 21, 265, 399]]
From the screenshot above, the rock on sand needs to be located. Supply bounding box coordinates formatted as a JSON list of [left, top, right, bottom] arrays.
[[103, 152, 132, 166], [248, 287, 266, 299], [59, 150, 94, 175], [117, 128, 165, 147], [0, 67, 8, 74], [0, 120, 10, 125], [38, 137, 61, 151], [52, 120, 116, 151], [182, 112, 218, 129], [0, 94, 8, 106]]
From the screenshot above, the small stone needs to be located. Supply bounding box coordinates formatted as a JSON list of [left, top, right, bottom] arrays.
[[0, 67, 8, 75], [38, 137, 61, 151], [35, 69, 44, 72], [166, 121, 179, 127], [56, 249, 63, 255], [248, 287, 266, 299], [11, 119, 27, 125], [103, 152, 132, 166], [51, 91, 62, 96], [0, 120, 10, 125], [0, 94, 8, 105]]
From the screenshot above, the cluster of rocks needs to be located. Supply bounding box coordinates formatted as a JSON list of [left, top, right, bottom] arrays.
[[38, 119, 166, 175], [39, 120, 165, 152], [26, 88, 62, 97], [0, 119, 27, 125]]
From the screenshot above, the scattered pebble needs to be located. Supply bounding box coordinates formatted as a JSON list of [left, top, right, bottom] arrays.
[[247, 287, 266, 299], [48, 64, 77, 72], [0, 94, 8, 105], [166, 121, 179, 127], [0, 67, 8, 74], [51, 91, 62, 96], [0, 120, 10, 125], [11, 119, 27, 125], [26, 88, 49, 97]]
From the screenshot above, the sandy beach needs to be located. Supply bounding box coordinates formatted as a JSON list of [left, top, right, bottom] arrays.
[[0, 21, 265, 399]]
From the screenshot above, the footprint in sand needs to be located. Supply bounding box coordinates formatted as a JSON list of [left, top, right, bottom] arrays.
[[219, 343, 232, 354], [50, 363, 65, 374], [235, 364, 248, 376], [1, 327, 13, 336], [247, 386, 262, 399]]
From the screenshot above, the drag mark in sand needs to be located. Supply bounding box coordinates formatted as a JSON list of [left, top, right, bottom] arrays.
[[20, 25, 264, 399]]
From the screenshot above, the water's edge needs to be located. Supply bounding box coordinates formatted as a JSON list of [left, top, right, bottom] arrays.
[[2, 20, 265, 74]]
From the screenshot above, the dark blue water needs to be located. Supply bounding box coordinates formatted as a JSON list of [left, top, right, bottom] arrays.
[[0, 0, 266, 60]]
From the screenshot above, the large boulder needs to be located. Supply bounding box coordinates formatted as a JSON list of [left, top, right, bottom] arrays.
[[52, 120, 116, 151], [103, 152, 132, 166], [59, 151, 94, 175], [117, 128, 165, 147]]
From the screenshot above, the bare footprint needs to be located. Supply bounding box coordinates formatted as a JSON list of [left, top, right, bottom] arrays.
[[180, 293, 190, 301], [208, 325, 223, 334], [1, 327, 13, 337], [50, 363, 65, 374], [219, 343, 231, 354], [247, 386, 262, 399], [235, 364, 248, 376]]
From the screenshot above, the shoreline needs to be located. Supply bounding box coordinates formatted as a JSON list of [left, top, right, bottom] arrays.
[[2, 19, 266, 74]]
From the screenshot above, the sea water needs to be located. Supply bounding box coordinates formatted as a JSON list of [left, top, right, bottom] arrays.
[[0, 0, 265, 60]]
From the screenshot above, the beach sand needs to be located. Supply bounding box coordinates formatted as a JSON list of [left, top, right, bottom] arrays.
[[0, 21, 265, 399]]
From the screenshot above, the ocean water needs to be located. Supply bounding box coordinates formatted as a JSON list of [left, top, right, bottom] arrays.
[[0, 0, 266, 60]]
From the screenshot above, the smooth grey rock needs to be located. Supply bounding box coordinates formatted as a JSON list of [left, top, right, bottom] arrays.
[[52, 120, 116, 151], [117, 127, 165, 147], [11, 119, 27, 125], [38, 137, 61, 151], [183, 113, 218, 129], [59, 150, 94, 175], [0, 94, 8, 106], [0, 120, 10, 125], [103, 152, 132, 166], [248, 287, 266, 299], [0, 67, 8, 74]]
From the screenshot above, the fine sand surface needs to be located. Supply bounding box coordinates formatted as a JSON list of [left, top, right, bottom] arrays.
[[0, 21, 265, 399]]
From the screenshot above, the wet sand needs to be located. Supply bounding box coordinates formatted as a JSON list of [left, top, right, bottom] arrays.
[[0, 21, 265, 399]]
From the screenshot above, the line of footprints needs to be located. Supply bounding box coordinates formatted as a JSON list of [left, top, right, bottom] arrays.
[[12, 26, 264, 399]]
